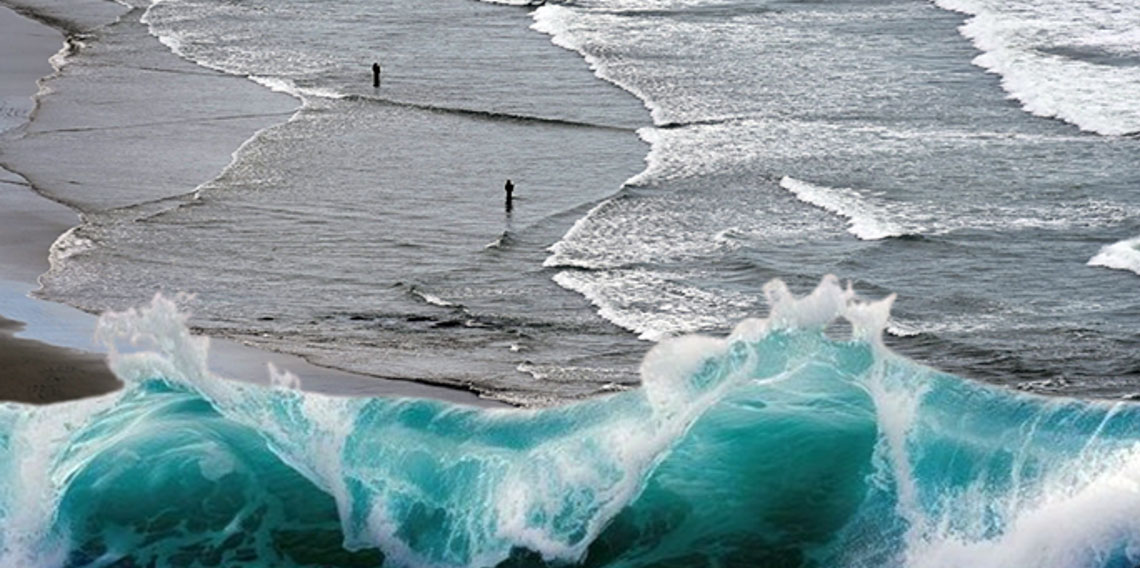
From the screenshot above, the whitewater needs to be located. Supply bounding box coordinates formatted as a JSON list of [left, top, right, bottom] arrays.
[[530, 0, 1140, 396], [5, 277, 1140, 567]]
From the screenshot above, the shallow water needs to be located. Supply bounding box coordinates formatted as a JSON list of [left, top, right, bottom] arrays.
[[4, 0, 1140, 405]]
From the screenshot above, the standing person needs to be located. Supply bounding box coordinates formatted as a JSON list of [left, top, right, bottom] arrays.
[[372, 62, 381, 88], [504, 179, 514, 211]]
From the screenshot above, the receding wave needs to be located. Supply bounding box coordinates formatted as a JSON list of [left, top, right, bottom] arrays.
[[4, 278, 1140, 566]]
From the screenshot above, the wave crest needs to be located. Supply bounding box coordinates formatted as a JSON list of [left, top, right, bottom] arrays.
[[1088, 235, 1140, 276]]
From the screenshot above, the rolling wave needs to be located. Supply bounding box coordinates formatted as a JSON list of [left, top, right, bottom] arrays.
[[3, 278, 1140, 566], [779, 176, 910, 241], [933, 0, 1140, 135]]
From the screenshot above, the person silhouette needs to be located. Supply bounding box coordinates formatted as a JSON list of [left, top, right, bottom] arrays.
[[504, 179, 514, 211], [372, 62, 381, 88]]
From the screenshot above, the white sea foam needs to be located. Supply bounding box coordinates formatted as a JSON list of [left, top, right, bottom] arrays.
[[780, 176, 1139, 241], [247, 75, 302, 98], [626, 122, 772, 186], [139, 1, 327, 109], [933, 0, 1140, 135], [531, 5, 663, 124], [886, 320, 924, 338], [886, 407, 1140, 568], [1088, 235, 1140, 276], [544, 197, 747, 271], [46, 226, 95, 269], [35, 38, 76, 100], [553, 268, 757, 341], [412, 289, 457, 308], [847, 124, 1090, 144]]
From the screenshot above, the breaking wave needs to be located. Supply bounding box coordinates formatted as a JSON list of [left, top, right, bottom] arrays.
[[778, 176, 1139, 242], [779, 176, 909, 241], [1088, 235, 1140, 276], [933, 0, 1140, 136], [3, 277, 1140, 567]]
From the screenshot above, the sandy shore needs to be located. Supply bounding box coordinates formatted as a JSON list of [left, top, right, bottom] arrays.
[[0, 314, 119, 403], [0, 4, 494, 407], [0, 5, 116, 404]]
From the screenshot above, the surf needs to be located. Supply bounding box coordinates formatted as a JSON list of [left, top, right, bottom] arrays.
[[932, 0, 1140, 136]]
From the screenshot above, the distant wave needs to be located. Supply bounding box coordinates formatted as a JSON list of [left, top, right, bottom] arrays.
[[543, 181, 781, 275], [342, 94, 630, 131], [5, 278, 1140, 566], [410, 287, 458, 308], [531, 4, 662, 124], [779, 175, 1140, 241], [779, 176, 910, 240], [933, 0, 1140, 136], [547, 172, 1140, 345], [478, 0, 549, 6], [1088, 235, 1140, 276]]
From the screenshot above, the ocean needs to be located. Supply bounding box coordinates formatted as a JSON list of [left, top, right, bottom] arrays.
[[1, 0, 1140, 565]]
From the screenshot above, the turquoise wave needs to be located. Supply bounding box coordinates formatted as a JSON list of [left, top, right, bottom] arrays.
[[2, 278, 1139, 567]]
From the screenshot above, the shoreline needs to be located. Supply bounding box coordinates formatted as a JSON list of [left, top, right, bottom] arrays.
[[0, 4, 115, 404], [0, 4, 497, 407], [0, 312, 119, 404]]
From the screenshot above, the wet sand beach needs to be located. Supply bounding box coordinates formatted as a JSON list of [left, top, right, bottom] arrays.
[[0, 5, 118, 403], [0, 315, 119, 403]]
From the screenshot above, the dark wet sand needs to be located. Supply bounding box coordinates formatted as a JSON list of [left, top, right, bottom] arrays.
[[0, 315, 120, 404]]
